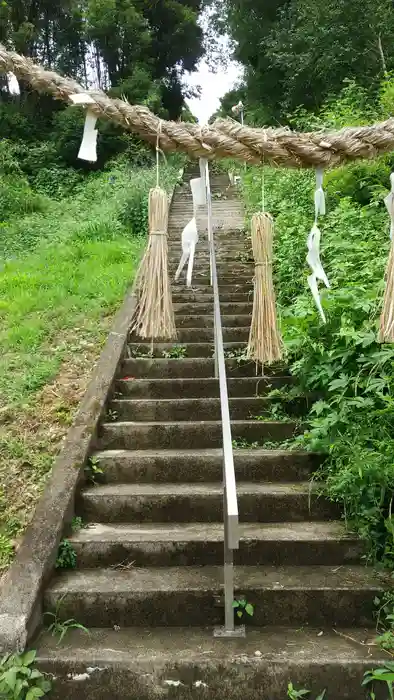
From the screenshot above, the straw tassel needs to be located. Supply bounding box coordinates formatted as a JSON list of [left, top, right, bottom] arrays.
[[247, 212, 283, 365], [131, 186, 176, 339], [379, 173, 394, 342]]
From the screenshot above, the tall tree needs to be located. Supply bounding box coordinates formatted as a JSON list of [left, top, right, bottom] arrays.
[[218, 0, 394, 120]]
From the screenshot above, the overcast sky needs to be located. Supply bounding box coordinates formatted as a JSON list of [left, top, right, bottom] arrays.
[[185, 58, 243, 124]]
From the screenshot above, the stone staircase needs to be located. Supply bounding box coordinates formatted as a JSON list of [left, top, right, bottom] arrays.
[[36, 167, 385, 699]]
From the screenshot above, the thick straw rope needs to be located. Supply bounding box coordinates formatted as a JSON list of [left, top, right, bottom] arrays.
[[3, 44, 394, 169]]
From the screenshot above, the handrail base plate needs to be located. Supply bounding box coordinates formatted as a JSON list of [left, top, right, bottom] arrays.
[[213, 626, 246, 639]]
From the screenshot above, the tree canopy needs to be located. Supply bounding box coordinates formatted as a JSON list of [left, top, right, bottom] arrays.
[[215, 0, 394, 123]]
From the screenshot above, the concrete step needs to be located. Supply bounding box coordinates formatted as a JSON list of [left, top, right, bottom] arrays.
[[107, 397, 308, 422], [79, 482, 336, 523], [171, 291, 253, 303], [172, 283, 253, 293], [91, 448, 319, 484], [35, 625, 388, 700], [172, 302, 252, 314], [127, 341, 245, 358], [172, 278, 252, 287], [70, 522, 363, 568], [129, 328, 251, 343], [119, 358, 283, 379], [115, 376, 293, 399], [97, 419, 300, 451], [44, 565, 382, 628], [172, 315, 252, 329]]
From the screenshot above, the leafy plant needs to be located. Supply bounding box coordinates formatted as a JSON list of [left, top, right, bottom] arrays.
[[44, 596, 89, 644], [363, 663, 394, 700], [71, 516, 84, 532], [232, 597, 254, 620], [287, 684, 326, 700], [374, 592, 394, 653], [162, 345, 187, 359], [0, 649, 51, 699], [55, 539, 77, 569], [223, 347, 249, 365], [232, 437, 260, 449], [84, 456, 104, 484], [107, 409, 118, 422]]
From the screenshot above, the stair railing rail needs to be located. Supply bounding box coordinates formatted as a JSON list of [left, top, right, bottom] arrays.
[[201, 159, 243, 638]]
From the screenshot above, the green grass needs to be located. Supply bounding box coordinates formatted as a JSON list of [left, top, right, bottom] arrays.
[[0, 158, 181, 572]]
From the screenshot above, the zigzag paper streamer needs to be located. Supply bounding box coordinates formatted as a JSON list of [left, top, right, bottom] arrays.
[[306, 168, 330, 321]]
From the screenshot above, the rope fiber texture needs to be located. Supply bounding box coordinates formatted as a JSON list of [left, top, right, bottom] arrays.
[[2, 44, 394, 169]]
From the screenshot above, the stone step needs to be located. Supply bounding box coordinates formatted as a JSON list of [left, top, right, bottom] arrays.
[[97, 419, 299, 451], [79, 482, 336, 523], [35, 625, 388, 700], [168, 246, 250, 255], [91, 448, 319, 484], [169, 265, 253, 276], [127, 341, 245, 358], [130, 328, 251, 343], [171, 292, 253, 303], [172, 283, 253, 293], [70, 522, 362, 569], [172, 302, 252, 314], [172, 277, 252, 287], [115, 375, 293, 399], [107, 397, 308, 422], [44, 565, 381, 628], [173, 315, 252, 329], [119, 358, 282, 379]]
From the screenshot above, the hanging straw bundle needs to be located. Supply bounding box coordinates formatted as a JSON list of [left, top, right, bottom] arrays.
[[379, 240, 394, 343], [247, 212, 283, 365], [379, 173, 394, 343], [130, 186, 177, 339]]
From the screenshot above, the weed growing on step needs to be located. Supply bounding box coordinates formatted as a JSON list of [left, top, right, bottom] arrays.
[[106, 408, 118, 422], [128, 346, 153, 358], [71, 516, 85, 532], [287, 684, 326, 700], [232, 438, 260, 449], [232, 597, 254, 621], [162, 345, 187, 359], [373, 592, 394, 653], [45, 596, 89, 644], [223, 347, 249, 365], [84, 456, 104, 484], [363, 664, 394, 699], [0, 649, 52, 699], [56, 539, 77, 569], [252, 402, 296, 423]]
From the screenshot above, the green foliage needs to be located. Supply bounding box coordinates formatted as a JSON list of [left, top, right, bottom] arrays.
[[232, 597, 254, 620], [0, 649, 51, 699], [56, 539, 77, 569], [44, 597, 89, 644], [162, 345, 187, 359], [373, 592, 394, 653], [363, 663, 394, 699], [239, 83, 394, 568], [84, 457, 104, 485], [287, 685, 326, 700], [217, 0, 394, 121], [71, 516, 84, 532]]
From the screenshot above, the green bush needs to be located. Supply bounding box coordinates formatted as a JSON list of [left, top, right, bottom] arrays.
[[239, 80, 394, 566]]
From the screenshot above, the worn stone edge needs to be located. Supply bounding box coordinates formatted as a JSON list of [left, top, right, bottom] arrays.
[[0, 289, 136, 653]]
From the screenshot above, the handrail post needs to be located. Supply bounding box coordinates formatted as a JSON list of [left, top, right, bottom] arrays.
[[200, 158, 245, 639]]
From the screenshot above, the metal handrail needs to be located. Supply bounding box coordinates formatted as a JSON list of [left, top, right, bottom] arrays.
[[200, 159, 242, 637]]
